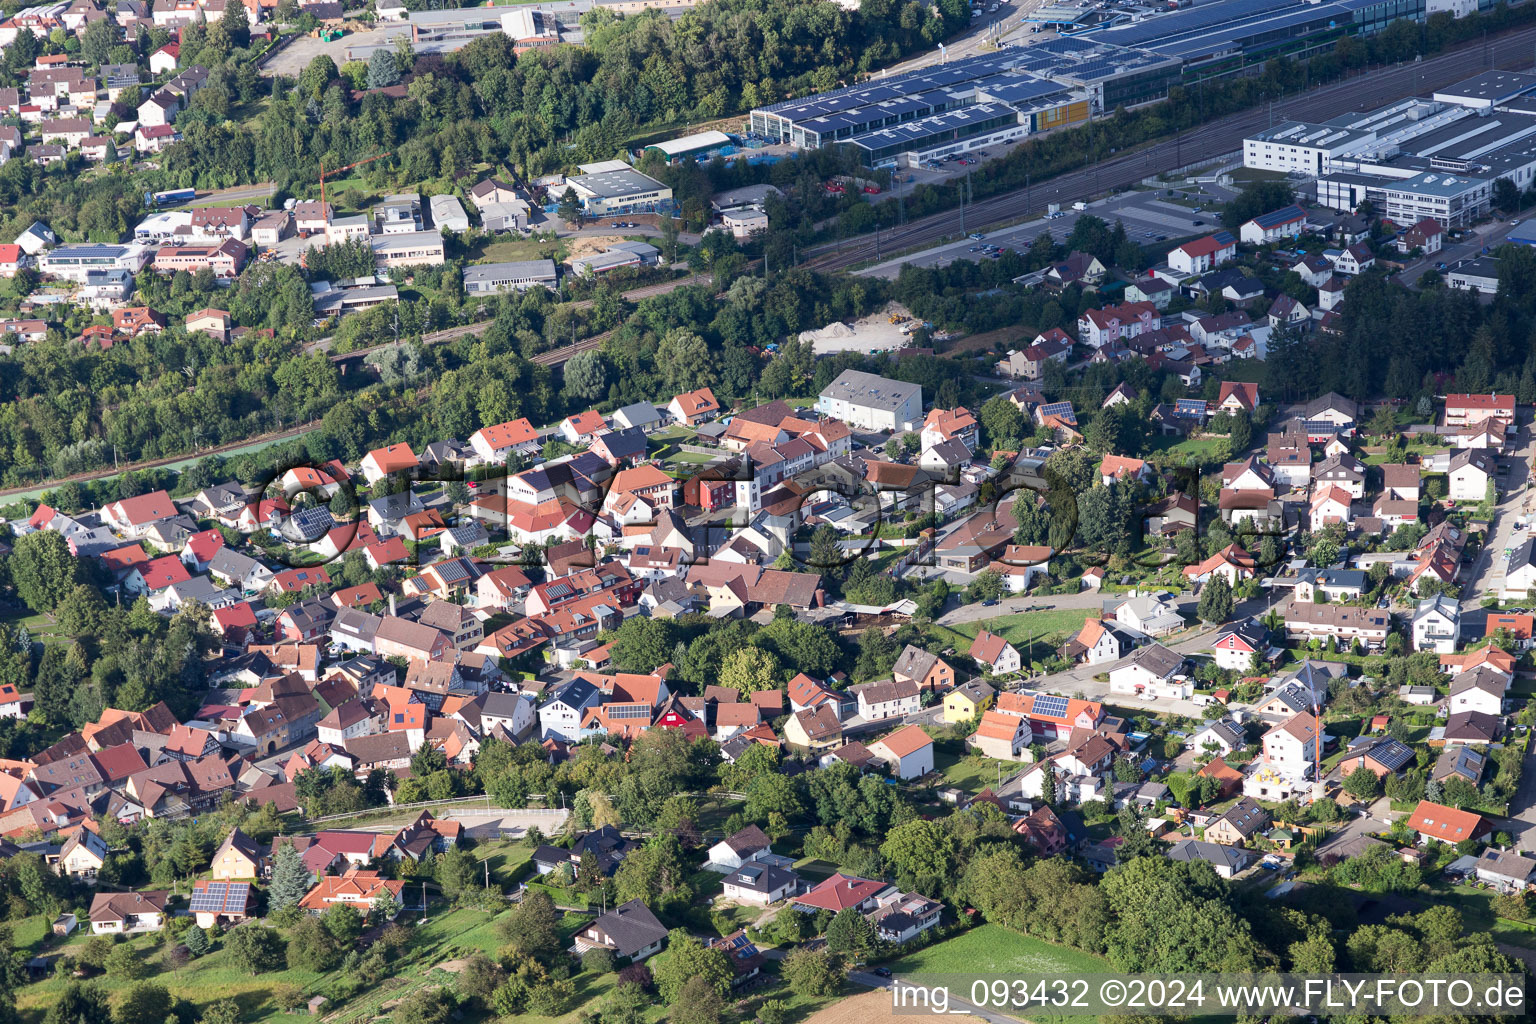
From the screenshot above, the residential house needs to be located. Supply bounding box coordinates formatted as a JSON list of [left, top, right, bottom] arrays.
[[1407, 799, 1488, 845], [1108, 643, 1188, 700], [721, 862, 800, 905], [1209, 619, 1270, 672], [1449, 448, 1495, 502], [970, 710, 1031, 761], [942, 680, 994, 724], [1283, 602, 1391, 649], [852, 679, 920, 721], [868, 724, 934, 780], [1168, 234, 1237, 275], [1412, 595, 1461, 653], [706, 825, 772, 871], [1205, 797, 1272, 846], [575, 899, 668, 961], [969, 630, 1021, 675], [892, 645, 954, 692], [89, 892, 167, 935]]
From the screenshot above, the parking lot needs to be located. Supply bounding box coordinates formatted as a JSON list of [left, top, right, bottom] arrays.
[[859, 177, 1236, 276]]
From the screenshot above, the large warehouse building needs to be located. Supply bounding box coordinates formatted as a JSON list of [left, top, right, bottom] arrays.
[[1243, 71, 1536, 227], [747, 39, 1172, 168], [1096, 0, 1428, 77], [746, 0, 1464, 168]]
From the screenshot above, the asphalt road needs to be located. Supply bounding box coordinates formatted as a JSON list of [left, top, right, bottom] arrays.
[[1396, 217, 1528, 287], [806, 24, 1536, 273], [1460, 421, 1536, 607], [1506, 745, 1536, 852]]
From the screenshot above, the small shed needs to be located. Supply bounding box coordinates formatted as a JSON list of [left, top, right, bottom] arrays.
[[51, 912, 77, 937], [307, 996, 327, 1015]]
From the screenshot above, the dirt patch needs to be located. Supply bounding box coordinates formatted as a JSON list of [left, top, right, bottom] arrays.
[[799, 302, 917, 355], [436, 959, 471, 974], [805, 989, 962, 1024], [945, 324, 1035, 356], [565, 234, 631, 260]]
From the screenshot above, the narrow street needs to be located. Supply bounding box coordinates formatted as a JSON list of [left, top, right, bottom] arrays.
[[1460, 420, 1535, 609]]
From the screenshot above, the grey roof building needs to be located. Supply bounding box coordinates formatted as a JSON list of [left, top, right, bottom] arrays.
[[428, 194, 470, 233], [462, 260, 558, 294], [815, 369, 923, 433], [577, 899, 669, 959], [1166, 839, 1251, 878]]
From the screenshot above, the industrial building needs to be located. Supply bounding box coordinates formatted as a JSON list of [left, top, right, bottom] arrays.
[[569, 240, 661, 276], [370, 229, 445, 269], [1097, 0, 1427, 76], [564, 161, 674, 217], [643, 130, 735, 163], [748, 39, 1175, 166], [1243, 71, 1536, 227], [39, 243, 151, 282], [463, 260, 559, 294]]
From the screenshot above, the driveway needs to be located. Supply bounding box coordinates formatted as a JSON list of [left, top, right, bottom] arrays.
[[1461, 421, 1536, 607], [1313, 797, 1398, 858], [1500, 745, 1536, 852]]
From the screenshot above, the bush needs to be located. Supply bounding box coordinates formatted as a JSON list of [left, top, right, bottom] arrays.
[[581, 947, 614, 974], [617, 963, 652, 989]]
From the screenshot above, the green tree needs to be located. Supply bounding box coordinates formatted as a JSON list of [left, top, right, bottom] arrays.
[[1101, 857, 1266, 972], [10, 530, 83, 612], [366, 48, 399, 89], [435, 846, 479, 901], [558, 187, 582, 227], [299, 54, 337, 98], [183, 926, 210, 958], [224, 925, 285, 975], [268, 844, 310, 912], [197, 1000, 240, 1024], [561, 349, 608, 405], [966, 569, 1005, 602], [285, 916, 341, 972], [1196, 574, 1233, 625], [111, 983, 172, 1024], [781, 947, 843, 998], [104, 946, 147, 980], [44, 983, 111, 1024], [1342, 763, 1380, 801], [672, 976, 724, 1024], [825, 907, 878, 958], [719, 646, 782, 696], [322, 903, 364, 947], [651, 930, 732, 1003], [497, 889, 562, 961], [979, 395, 1025, 448], [392, 987, 454, 1024]]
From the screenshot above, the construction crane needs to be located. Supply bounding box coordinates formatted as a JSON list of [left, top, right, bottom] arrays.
[[319, 152, 392, 209]]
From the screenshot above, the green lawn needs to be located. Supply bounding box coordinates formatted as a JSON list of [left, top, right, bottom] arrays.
[[791, 857, 841, 883], [936, 750, 1021, 794], [1421, 883, 1536, 950], [471, 237, 566, 264], [1163, 437, 1226, 459], [942, 608, 1091, 651], [891, 924, 1106, 975], [16, 901, 537, 1024]]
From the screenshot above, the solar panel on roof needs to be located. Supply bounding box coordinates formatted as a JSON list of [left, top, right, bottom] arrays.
[[1031, 694, 1070, 719], [189, 881, 249, 914]]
